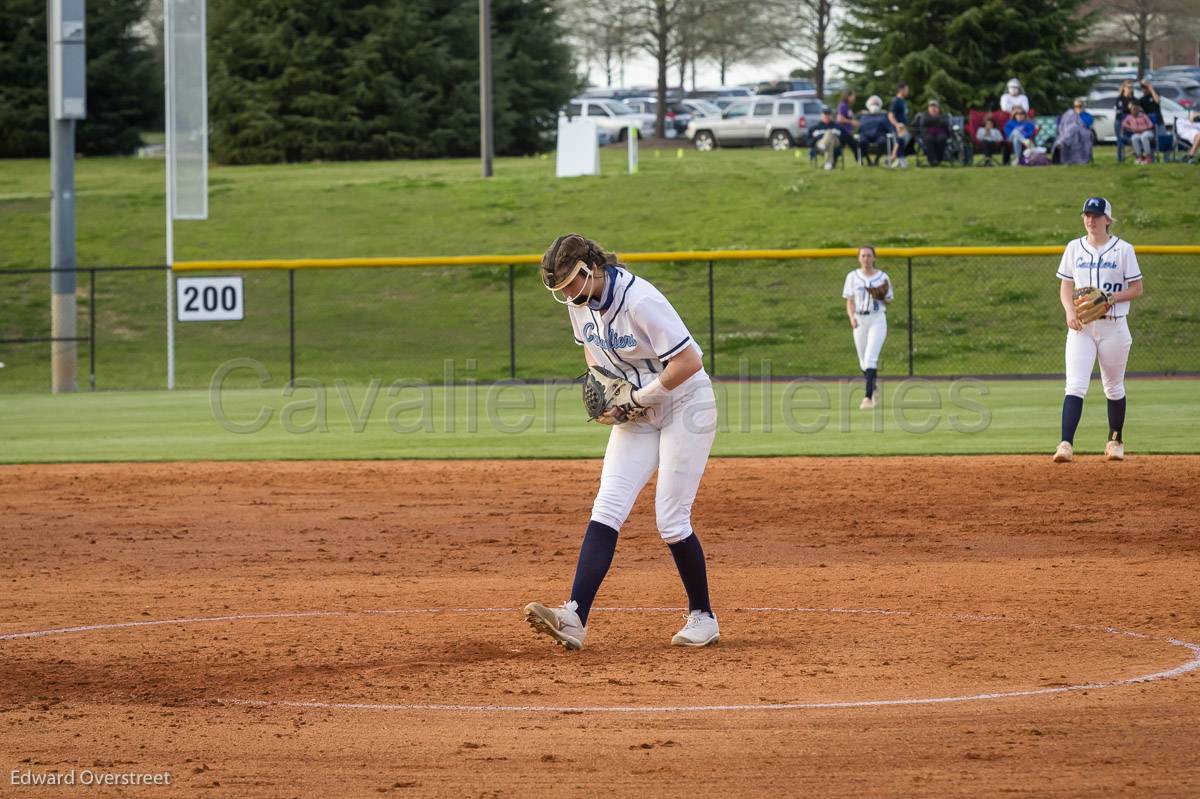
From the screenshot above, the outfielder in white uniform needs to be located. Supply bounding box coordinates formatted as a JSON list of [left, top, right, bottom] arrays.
[[842, 246, 893, 409], [524, 234, 720, 651], [1053, 197, 1144, 463]]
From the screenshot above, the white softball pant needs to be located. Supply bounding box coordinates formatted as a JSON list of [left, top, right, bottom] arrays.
[[590, 371, 718, 544], [853, 312, 887, 370], [1064, 317, 1132, 400]]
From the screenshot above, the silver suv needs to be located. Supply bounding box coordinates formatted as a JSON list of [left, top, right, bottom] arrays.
[[564, 98, 657, 141], [685, 97, 808, 150]]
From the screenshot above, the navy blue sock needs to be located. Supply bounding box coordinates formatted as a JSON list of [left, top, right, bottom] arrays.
[[667, 533, 712, 615], [1107, 396, 1126, 442], [569, 520, 619, 625], [864, 368, 878, 399], [1061, 394, 1084, 444]]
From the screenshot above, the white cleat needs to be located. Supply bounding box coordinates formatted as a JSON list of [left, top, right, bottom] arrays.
[[1053, 441, 1073, 463], [524, 600, 586, 651], [860, 396, 875, 410], [1106, 440, 1125, 461], [671, 610, 720, 647]]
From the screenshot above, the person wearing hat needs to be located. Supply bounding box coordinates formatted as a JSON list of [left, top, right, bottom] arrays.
[[1000, 78, 1030, 114], [1003, 107, 1036, 165], [809, 105, 844, 170], [912, 98, 953, 166], [1053, 197, 1144, 463]]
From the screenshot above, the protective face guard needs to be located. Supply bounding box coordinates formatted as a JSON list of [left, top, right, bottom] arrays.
[[543, 259, 593, 305]]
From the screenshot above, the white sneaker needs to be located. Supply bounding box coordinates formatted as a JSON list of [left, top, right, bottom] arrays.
[[824, 161, 834, 171], [671, 610, 720, 647], [1053, 441, 1073, 463], [1106, 440, 1125, 461], [898, 157, 909, 168], [524, 600, 586, 651], [859, 396, 875, 410]]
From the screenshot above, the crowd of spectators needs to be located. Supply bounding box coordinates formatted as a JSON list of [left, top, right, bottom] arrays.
[[808, 75, 1196, 167]]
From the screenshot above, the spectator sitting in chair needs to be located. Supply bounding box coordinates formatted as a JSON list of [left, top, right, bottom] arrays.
[[1179, 111, 1200, 163], [1056, 98, 1093, 165], [810, 106, 844, 170], [1000, 78, 1030, 114], [1004, 107, 1036, 166], [975, 114, 1003, 166], [857, 95, 893, 165], [912, 99, 952, 166], [888, 82, 912, 168], [1121, 102, 1156, 164]]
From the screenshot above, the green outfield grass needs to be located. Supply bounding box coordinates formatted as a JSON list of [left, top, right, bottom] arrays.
[[2, 149, 1198, 393], [1, 378, 1195, 464]]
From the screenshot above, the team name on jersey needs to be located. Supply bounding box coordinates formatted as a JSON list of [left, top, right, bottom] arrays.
[[1074, 256, 1119, 271], [582, 321, 638, 351]]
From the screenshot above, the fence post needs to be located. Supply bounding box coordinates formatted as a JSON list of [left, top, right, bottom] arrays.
[[707, 259, 715, 375], [508, 264, 516, 379], [89, 268, 96, 391], [288, 269, 296, 386], [907, 257, 914, 376]]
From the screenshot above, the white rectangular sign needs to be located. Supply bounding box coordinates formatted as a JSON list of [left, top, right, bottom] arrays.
[[176, 277, 244, 322]]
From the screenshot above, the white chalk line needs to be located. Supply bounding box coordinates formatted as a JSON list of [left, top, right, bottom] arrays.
[[3, 607, 1198, 714]]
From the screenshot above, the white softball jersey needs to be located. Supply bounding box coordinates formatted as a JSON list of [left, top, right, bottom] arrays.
[[1056, 236, 1141, 400], [568, 265, 703, 389], [843, 268, 892, 370], [565, 264, 716, 544], [842, 268, 893, 314], [1055, 236, 1142, 317]]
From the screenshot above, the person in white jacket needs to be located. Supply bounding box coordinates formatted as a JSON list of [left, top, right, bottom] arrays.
[[1000, 78, 1030, 114]]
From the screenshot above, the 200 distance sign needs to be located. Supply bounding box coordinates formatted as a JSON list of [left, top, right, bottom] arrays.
[[176, 276, 244, 322]]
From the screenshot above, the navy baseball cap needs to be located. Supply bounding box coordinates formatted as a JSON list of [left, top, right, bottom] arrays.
[[1082, 197, 1113, 219], [820, 105, 832, 114]]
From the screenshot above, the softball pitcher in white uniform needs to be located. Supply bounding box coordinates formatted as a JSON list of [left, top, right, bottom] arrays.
[[1053, 197, 1144, 462], [524, 234, 721, 650], [843, 245, 893, 409]]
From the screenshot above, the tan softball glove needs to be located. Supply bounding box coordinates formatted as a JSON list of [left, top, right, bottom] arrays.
[[1072, 286, 1113, 325]]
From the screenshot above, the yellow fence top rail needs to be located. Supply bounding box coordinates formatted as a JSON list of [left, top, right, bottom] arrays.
[[173, 245, 1200, 272]]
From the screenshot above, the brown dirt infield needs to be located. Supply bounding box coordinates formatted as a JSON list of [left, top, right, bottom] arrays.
[[2, 456, 1199, 797]]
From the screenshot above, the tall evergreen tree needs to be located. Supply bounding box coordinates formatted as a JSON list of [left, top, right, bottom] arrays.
[[841, 0, 1097, 114], [208, 0, 578, 163], [0, 0, 161, 157]]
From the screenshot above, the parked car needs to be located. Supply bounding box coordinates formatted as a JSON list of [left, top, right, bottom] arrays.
[[686, 86, 753, 110], [780, 94, 833, 129], [564, 98, 657, 141], [685, 96, 808, 150], [623, 97, 694, 135], [680, 98, 723, 118], [1084, 94, 1188, 143], [754, 78, 815, 95], [1149, 82, 1200, 109], [1149, 65, 1200, 84]]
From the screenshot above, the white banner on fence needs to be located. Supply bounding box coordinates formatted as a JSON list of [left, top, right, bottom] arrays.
[[167, 0, 207, 220]]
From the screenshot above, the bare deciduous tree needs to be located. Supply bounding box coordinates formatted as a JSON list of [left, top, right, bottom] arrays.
[[561, 0, 638, 88], [770, 0, 843, 98], [1109, 0, 1200, 79]]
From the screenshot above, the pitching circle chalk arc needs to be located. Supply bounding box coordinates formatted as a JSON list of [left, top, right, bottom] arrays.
[[3, 607, 1197, 714]]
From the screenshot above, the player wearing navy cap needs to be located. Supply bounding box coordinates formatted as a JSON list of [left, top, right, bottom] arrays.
[[1053, 197, 1144, 462]]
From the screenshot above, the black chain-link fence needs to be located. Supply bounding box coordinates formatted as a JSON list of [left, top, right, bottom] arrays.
[[2, 253, 1197, 392]]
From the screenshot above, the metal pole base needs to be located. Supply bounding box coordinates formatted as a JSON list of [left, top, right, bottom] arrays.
[[51, 293, 78, 393]]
